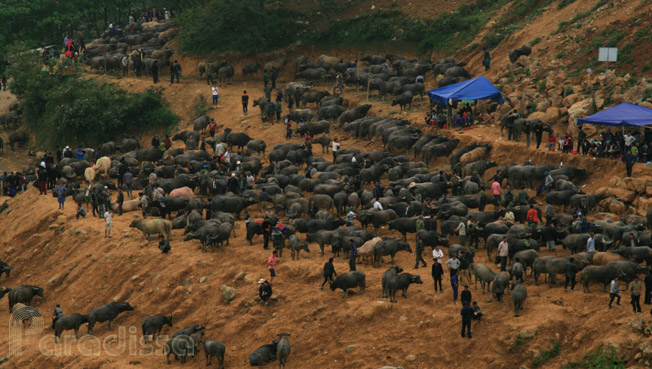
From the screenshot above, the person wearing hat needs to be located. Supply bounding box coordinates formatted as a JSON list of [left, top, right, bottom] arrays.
[[258, 279, 273, 306], [455, 217, 467, 247], [63, 145, 73, 159]]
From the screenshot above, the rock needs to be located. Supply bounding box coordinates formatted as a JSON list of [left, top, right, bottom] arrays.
[[346, 345, 357, 353], [519, 329, 537, 339], [632, 317, 645, 332], [536, 100, 551, 112], [607, 187, 637, 203], [199, 276, 208, 283], [399, 315, 408, 322], [406, 354, 417, 362], [152, 273, 161, 282], [244, 273, 260, 283], [639, 342, 652, 360], [220, 285, 236, 303], [567, 98, 595, 132], [130, 275, 139, 281], [56, 215, 67, 224], [48, 275, 58, 284], [234, 272, 246, 281], [69, 229, 87, 236]]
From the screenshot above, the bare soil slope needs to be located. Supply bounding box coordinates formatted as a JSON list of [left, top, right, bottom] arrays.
[[0, 71, 649, 369]]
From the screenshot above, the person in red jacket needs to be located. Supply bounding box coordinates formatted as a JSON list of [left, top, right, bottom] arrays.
[[526, 204, 539, 227]]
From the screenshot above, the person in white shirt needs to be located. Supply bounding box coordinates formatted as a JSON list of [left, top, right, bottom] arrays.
[[211, 84, 219, 106], [432, 246, 444, 264], [373, 199, 383, 211], [351, 154, 357, 164], [332, 138, 340, 161], [104, 209, 113, 238]]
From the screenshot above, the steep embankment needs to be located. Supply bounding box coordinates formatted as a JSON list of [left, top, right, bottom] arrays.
[[0, 71, 650, 369]]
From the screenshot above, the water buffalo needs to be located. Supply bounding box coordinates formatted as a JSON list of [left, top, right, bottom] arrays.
[[87, 301, 134, 335]]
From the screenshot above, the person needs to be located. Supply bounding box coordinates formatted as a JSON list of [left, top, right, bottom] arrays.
[[123, 170, 133, 198], [461, 285, 472, 306], [451, 273, 459, 304], [526, 204, 538, 227], [502, 208, 515, 226], [539, 171, 554, 195], [116, 189, 124, 215], [511, 257, 524, 282], [158, 235, 171, 254], [472, 301, 483, 321], [242, 90, 249, 114], [262, 216, 271, 250], [335, 72, 344, 94], [151, 134, 160, 149], [373, 181, 384, 199], [122, 55, 129, 75], [267, 250, 277, 281], [140, 192, 148, 218], [545, 202, 555, 225], [346, 207, 355, 227], [482, 47, 491, 71], [373, 198, 383, 211], [455, 217, 467, 247], [498, 237, 509, 272], [51, 304, 64, 329], [258, 279, 272, 306], [586, 232, 595, 254], [332, 138, 340, 161], [272, 227, 284, 257], [623, 150, 636, 177], [55, 183, 67, 210], [432, 245, 444, 265], [321, 257, 337, 289], [461, 302, 474, 338], [630, 275, 643, 313], [76, 146, 85, 161], [173, 60, 181, 83], [523, 119, 531, 147], [609, 276, 621, 309], [349, 240, 358, 271], [645, 269, 652, 305], [533, 121, 544, 149], [628, 233, 637, 247], [415, 238, 427, 269], [163, 135, 172, 150], [37, 166, 48, 195], [76, 204, 87, 220], [271, 67, 277, 89], [491, 180, 501, 206], [432, 260, 443, 293], [104, 209, 113, 238], [151, 60, 159, 83], [211, 83, 219, 106], [308, 201, 318, 218], [446, 255, 460, 278], [544, 224, 557, 254]]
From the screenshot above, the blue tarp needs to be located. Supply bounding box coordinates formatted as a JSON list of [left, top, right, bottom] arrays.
[[427, 76, 504, 106], [577, 102, 652, 127]]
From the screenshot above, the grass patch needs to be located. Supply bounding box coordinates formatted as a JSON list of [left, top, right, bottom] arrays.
[[527, 101, 537, 114], [619, 43, 635, 64], [483, 0, 553, 50], [563, 345, 625, 369], [556, 0, 606, 33], [531, 37, 542, 46], [643, 63, 651, 72], [564, 86, 574, 96], [508, 335, 533, 353], [532, 340, 561, 368], [558, 0, 576, 8], [195, 94, 208, 119]]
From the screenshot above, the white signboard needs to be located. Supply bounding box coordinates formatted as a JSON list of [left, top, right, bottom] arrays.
[[598, 47, 618, 62]]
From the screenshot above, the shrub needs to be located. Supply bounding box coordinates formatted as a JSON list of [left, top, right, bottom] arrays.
[[532, 340, 561, 368], [7, 55, 177, 148], [558, 0, 576, 8], [563, 345, 625, 369], [177, 0, 304, 55]]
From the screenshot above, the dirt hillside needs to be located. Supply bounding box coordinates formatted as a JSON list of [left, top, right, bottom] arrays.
[[0, 68, 650, 369]]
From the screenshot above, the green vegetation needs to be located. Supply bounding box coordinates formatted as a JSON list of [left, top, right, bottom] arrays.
[[508, 335, 533, 353], [555, 0, 605, 33], [531, 37, 542, 46], [177, 0, 304, 54], [558, 0, 576, 8], [532, 340, 561, 368], [619, 43, 635, 64], [482, 0, 554, 50], [564, 86, 574, 96], [563, 346, 625, 369], [194, 94, 208, 118], [7, 49, 177, 148]]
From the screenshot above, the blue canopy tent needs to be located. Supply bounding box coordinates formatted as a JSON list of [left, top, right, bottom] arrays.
[[427, 76, 504, 106], [577, 102, 652, 127]]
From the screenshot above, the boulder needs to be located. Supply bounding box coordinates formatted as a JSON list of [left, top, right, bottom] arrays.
[[536, 100, 551, 112], [567, 98, 595, 131], [220, 285, 236, 303], [562, 94, 584, 108], [632, 317, 645, 333], [606, 187, 637, 203]]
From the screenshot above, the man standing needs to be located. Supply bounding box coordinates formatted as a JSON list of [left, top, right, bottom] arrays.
[[645, 269, 652, 305], [461, 303, 474, 338], [151, 60, 159, 83], [432, 245, 444, 265], [609, 276, 621, 309], [104, 209, 113, 238], [630, 275, 643, 313], [461, 285, 472, 306], [242, 90, 249, 114], [586, 232, 596, 254], [533, 121, 544, 149], [332, 138, 340, 161], [446, 255, 460, 278], [564, 257, 577, 291], [271, 67, 277, 89], [349, 240, 358, 271], [482, 47, 491, 71], [211, 83, 219, 106], [321, 257, 337, 289], [455, 217, 467, 247], [498, 237, 509, 272], [55, 183, 67, 210], [173, 60, 181, 83], [262, 216, 271, 250], [415, 238, 427, 269], [116, 189, 124, 216], [623, 150, 636, 177], [122, 55, 129, 75], [432, 260, 443, 293], [491, 180, 501, 206]]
